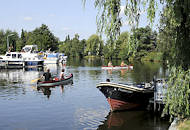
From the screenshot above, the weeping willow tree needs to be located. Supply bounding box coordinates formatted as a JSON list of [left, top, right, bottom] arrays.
[[83, 0, 190, 121]]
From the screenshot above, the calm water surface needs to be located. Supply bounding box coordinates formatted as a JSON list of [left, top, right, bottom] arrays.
[[0, 59, 169, 130]]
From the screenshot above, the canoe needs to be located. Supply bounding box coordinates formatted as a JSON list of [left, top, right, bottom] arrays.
[[102, 65, 133, 70], [37, 73, 73, 87]]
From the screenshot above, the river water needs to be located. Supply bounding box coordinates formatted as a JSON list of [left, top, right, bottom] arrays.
[[0, 59, 170, 130]]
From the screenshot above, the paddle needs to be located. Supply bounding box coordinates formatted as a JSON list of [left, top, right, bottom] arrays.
[[31, 78, 41, 83], [31, 74, 56, 83]]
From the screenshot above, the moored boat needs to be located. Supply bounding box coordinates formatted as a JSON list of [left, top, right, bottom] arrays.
[[0, 45, 44, 69], [102, 65, 133, 70], [43, 53, 68, 64], [43, 53, 59, 64], [96, 81, 154, 111], [37, 73, 73, 87]]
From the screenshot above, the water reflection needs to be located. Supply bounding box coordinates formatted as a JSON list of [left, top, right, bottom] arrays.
[[131, 62, 168, 83], [37, 85, 68, 99], [67, 58, 103, 67], [37, 86, 52, 99], [103, 61, 168, 84], [0, 69, 40, 99], [98, 111, 169, 130], [105, 68, 133, 76]]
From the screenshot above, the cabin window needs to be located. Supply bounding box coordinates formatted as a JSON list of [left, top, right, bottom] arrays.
[[6, 54, 11, 57], [12, 54, 16, 58], [18, 54, 22, 58]]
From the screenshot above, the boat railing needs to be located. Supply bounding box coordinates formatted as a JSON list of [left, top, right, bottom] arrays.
[[154, 79, 168, 103]]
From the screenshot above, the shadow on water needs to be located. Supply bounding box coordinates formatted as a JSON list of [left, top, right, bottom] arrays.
[[98, 111, 170, 130]]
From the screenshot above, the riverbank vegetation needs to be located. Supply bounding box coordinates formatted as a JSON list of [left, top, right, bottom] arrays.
[[1, 24, 163, 62], [83, 0, 190, 125], [177, 119, 190, 130]]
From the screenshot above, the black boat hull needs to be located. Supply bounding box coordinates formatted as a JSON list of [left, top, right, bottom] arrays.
[[97, 82, 153, 111]]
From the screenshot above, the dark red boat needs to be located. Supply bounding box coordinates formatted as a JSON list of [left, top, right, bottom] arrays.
[[96, 82, 154, 111]]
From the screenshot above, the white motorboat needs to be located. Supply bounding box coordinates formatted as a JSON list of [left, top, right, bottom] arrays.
[[0, 45, 44, 69]]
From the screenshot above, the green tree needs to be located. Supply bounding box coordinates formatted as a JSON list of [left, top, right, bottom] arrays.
[[79, 39, 86, 58], [61, 35, 72, 57], [0, 30, 7, 54], [26, 24, 59, 51], [85, 34, 103, 56], [157, 7, 177, 61], [61, 34, 86, 58], [116, 31, 130, 59], [20, 29, 26, 49], [131, 26, 157, 60]]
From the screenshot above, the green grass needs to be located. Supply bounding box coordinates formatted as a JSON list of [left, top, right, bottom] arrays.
[[178, 119, 190, 130]]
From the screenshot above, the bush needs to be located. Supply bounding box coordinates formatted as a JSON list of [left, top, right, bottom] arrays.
[[141, 52, 163, 62]]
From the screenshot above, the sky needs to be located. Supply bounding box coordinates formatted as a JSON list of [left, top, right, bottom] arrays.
[[0, 0, 161, 41], [0, 0, 98, 40]]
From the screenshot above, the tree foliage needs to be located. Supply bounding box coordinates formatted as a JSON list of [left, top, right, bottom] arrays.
[[60, 34, 86, 58], [113, 31, 130, 59], [162, 67, 190, 121], [157, 6, 177, 61], [0, 30, 19, 54], [131, 26, 157, 60], [26, 24, 59, 51], [83, 0, 157, 40], [85, 34, 103, 56]]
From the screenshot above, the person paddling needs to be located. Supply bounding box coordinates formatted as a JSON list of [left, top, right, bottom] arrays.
[[43, 69, 52, 81], [108, 61, 113, 67], [120, 61, 127, 67], [60, 69, 65, 80]]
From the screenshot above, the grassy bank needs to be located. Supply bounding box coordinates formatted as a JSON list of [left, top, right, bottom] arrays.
[[129, 51, 163, 62], [177, 119, 190, 130], [84, 55, 101, 59]]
